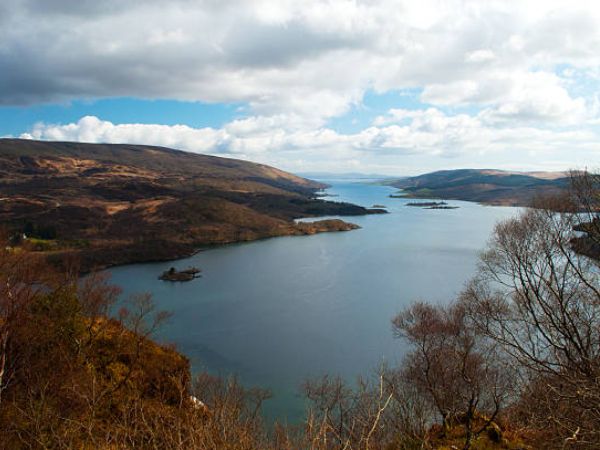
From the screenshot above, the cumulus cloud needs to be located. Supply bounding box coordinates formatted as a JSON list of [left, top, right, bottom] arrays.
[[21, 113, 600, 174], [2, 0, 600, 123], [22, 116, 228, 153], [422, 71, 589, 125], [465, 49, 496, 63], [4, 0, 600, 172]]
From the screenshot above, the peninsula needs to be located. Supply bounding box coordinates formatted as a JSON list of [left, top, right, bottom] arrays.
[[0, 139, 385, 271], [385, 169, 569, 206]]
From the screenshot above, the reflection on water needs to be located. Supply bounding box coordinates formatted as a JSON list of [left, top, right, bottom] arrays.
[[107, 179, 519, 421]]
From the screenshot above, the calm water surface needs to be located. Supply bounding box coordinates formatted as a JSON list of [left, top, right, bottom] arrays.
[[107, 180, 519, 421]]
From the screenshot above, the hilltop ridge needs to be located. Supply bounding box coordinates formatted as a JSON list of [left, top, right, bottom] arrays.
[[0, 139, 382, 270], [385, 168, 570, 206]]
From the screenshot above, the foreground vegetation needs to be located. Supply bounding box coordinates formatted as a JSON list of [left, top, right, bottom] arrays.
[[0, 172, 597, 449]]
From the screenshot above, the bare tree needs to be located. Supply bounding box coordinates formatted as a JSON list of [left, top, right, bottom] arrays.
[[0, 240, 58, 407], [302, 367, 431, 450], [463, 171, 600, 447], [393, 301, 510, 450], [570, 170, 600, 260]]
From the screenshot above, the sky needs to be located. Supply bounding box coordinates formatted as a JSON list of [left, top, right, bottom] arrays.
[[1, 0, 600, 175]]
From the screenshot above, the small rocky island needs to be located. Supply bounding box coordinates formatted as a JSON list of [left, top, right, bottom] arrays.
[[406, 201, 459, 210], [427, 205, 459, 210], [159, 266, 202, 282]]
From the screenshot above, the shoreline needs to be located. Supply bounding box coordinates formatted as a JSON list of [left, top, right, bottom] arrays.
[[383, 188, 529, 208], [65, 215, 380, 275]]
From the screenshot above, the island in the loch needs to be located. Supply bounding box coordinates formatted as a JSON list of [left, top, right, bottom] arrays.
[[159, 266, 202, 282], [0, 139, 386, 272], [405, 201, 459, 210], [426, 205, 459, 210]]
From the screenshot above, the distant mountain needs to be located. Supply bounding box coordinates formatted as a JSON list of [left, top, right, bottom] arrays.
[[0, 139, 383, 271], [385, 169, 570, 206]]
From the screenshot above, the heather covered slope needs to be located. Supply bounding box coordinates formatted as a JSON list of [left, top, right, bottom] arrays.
[[386, 169, 570, 206], [0, 139, 381, 270]]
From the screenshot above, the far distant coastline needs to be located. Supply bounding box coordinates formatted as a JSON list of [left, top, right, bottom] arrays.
[[381, 168, 570, 207]]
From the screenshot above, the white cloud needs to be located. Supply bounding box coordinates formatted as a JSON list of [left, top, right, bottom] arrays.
[[4, 0, 600, 172], [2, 0, 600, 123], [422, 71, 589, 125], [23, 116, 227, 154], [21, 113, 600, 175], [465, 49, 496, 63]]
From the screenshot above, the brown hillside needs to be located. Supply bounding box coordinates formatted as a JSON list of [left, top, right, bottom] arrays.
[[0, 139, 384, 271], [387, 168, 570, 206]]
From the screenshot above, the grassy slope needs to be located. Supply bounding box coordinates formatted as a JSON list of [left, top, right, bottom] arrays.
[[386, 169, 569, 206], [0, 139, 381, 270]]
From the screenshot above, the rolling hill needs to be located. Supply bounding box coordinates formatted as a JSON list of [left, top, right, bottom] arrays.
[[386, 169, 570, 206], [0, 139, 383, 271]]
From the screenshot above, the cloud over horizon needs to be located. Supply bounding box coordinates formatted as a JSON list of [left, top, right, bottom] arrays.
[[2, 0, 600, 173], [21, 113, 598, 175]]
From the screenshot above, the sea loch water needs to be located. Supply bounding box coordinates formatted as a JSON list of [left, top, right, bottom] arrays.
[[107, 180, 519, 421]]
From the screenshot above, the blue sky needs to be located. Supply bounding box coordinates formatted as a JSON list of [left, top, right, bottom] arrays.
[[0, 91, 430, 136], [2, 1, 599, 175], [0, 99, 244, 136]]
